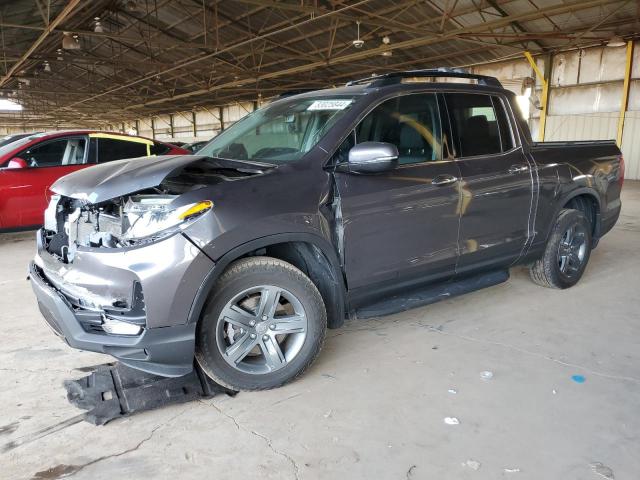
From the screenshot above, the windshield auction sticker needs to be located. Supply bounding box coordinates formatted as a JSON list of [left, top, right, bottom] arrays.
[[307, 99, 353, 111]]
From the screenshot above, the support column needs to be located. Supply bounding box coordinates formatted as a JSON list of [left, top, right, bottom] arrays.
[[219, 107, 225, 131], [169, 114, 175, 139], [192, 110, 197, 137], [524, 51, 551, 142], [617, 40, 634, 147]]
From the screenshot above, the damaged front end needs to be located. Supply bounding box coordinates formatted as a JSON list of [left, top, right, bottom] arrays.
[[43, 192, 212, 259], [30, 189, 216, 375], [36, 185, 216, 330], [29, 155, 268, 376]]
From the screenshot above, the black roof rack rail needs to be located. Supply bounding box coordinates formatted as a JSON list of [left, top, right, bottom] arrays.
[[275, 89, 317, 99], [346, 68, 503, 88]]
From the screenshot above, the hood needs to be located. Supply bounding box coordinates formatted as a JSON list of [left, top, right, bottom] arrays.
[[51, 155, 271, 203]]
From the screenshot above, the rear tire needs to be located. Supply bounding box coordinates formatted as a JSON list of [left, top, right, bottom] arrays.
[[529, 209, 592, 289], [195, 256, 326, 391]]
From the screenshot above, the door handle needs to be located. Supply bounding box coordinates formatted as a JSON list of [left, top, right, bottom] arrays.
[[432, 174, 458, 186], [508, 164, 529, 174]]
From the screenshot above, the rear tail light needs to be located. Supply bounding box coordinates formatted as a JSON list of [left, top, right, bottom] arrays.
[[619, 154, 625, 187]]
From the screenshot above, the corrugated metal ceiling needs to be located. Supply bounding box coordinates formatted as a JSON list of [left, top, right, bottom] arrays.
[[0, 0, 638, 127]]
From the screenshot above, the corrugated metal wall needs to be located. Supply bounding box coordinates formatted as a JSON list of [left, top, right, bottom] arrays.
[[621, 111, 640, 180], [544, 113, 618, 141]]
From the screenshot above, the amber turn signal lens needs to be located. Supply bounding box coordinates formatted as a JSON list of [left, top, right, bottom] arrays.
[[179, 200, 213, 220]]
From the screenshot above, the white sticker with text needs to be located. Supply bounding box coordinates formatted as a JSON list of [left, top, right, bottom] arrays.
[[307, 99, 352, 111]]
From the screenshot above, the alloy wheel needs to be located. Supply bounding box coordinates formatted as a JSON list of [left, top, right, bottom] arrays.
[[215, 285, 308, 374], [557, 223, 587, 277]]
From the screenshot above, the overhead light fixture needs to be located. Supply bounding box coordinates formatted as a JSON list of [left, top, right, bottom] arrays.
[[62, 32, 80, 50], [352, 21, 364, 49], [124, 0, 139, 12], [0, 99, 22, 111], [93, 17, 104, 33], [381, 36, 392, 56], [606, 35, 626, 47], [43, 61, 51, 73]]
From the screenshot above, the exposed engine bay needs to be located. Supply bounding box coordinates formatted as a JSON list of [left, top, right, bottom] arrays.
[[44, 192, 176, 257], [42, 156, 271, 262]]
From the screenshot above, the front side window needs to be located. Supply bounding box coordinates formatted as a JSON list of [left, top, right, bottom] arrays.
[[19, 137, 87, 168], [445, 93, 514, 157], [97, 138, 148, 163], [197, 96, 357, 163], [356, 93, 442, 165]]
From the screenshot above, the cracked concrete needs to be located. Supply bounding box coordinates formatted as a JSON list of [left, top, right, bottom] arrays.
[[1, 182, 640, 480], [202, 399, 301, 479]]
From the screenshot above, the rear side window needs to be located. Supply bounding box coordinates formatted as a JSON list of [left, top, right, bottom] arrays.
[[356, 93, 442, 164], [19, 137, 87, 167], [97, 138, 148, 163], [150, 142, 170, 155], [445, 93, 514, 157]]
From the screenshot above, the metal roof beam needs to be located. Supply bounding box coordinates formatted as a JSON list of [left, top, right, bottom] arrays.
[[235, 0, 439, 36], [113, 0, 622, 112], [0, 0, 82, 88]]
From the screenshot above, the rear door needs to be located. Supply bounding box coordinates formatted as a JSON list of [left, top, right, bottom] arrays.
[[444, 92, 533, 272], [0, 135, 88, 228], [334, 92, 462, 294]]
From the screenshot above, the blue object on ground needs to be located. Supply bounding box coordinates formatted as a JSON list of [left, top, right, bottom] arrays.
[[571, 374, 586, 383]]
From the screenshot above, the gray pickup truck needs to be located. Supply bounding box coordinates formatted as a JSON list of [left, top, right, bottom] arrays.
[[29, 70, 623, 391]]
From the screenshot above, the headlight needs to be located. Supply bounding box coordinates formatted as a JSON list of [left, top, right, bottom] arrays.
[[122, 195, 213, 243]]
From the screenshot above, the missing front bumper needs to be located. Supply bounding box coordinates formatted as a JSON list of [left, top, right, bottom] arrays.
[[30, 261, 196, 377]]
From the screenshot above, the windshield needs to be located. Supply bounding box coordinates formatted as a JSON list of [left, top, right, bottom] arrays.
[[197, 96, 357, 163], [0, 136, 35, 162], [0, 133, 29, 149]]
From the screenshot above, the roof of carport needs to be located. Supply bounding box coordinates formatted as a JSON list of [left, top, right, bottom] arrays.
[[0, 0, 637, 128]]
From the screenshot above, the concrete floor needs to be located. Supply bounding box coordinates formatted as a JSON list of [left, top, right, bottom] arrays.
[[1, 183, 639, 480]]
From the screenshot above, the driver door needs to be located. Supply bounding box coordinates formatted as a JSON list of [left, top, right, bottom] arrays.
[[0, 136, 88, 228], [334, 93, 461, 298]]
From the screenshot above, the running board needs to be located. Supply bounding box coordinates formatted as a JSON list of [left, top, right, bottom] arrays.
[[355, 270, 509, 319]]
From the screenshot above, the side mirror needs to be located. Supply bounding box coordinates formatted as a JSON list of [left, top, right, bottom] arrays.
[[6, 157, 28, 169], [343, 142, 399, 174]]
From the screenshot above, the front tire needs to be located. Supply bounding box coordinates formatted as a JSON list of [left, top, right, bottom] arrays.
[[529, 208, 592, 289], [195, 256, 326, 391]]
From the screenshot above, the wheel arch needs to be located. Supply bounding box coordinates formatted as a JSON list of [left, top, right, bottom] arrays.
[[187, 233, 347, 329], [560, 188, 602, 239], [539, 187, 601, 246]]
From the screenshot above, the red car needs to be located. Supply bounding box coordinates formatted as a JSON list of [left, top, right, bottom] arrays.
[[0, 131, 188, 231]]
